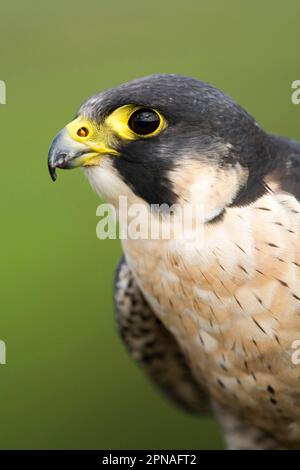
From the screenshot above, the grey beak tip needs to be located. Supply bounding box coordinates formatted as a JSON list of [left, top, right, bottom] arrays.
[[48, 127, 88, 181], [48, 162, 57, 182]]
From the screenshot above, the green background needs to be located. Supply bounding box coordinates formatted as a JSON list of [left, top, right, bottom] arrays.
[[1, 0, 299, 450]]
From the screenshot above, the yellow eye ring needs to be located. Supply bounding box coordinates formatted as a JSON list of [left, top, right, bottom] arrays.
[[127, 108, 162, 137], [105, 104, 166, 140]]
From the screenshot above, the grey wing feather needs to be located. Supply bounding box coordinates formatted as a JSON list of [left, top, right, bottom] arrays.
[[114, 256, 210, 414]]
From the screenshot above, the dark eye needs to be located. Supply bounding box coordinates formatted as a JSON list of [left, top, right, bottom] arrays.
[[128, 108, 161, 136]]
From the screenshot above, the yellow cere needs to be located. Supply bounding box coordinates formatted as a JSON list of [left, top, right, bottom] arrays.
[[65, 105, 166, 165], [66, 116, 119, 157]]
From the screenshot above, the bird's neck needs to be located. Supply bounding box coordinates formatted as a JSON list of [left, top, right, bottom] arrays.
[[122, 188, 300, 321]]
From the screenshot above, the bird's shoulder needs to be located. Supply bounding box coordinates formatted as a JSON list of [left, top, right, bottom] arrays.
[[267, 134, 300, 202]]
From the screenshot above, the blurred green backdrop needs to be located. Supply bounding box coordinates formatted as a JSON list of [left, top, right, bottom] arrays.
[[1, 0, 300, 450]]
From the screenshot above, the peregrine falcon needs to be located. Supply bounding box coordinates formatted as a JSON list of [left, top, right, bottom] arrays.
[[48, 74, 300, 450]]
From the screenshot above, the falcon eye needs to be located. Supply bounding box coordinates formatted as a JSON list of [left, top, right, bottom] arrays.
[[128, 108, 161, 136], [77, 127, 89, 137], [105, 104, 165, 140]]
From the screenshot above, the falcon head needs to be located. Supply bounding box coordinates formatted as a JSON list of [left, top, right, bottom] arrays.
[[48, 74, 273, 221]]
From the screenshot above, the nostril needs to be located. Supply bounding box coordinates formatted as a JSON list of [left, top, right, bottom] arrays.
[[77, 127, 89, 137]]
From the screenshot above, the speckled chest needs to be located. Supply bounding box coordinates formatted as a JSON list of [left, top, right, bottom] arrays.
[[122, 192, 300, 441]]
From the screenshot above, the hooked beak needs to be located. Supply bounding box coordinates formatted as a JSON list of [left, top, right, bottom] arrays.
[[48, 127, 114, 182]]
